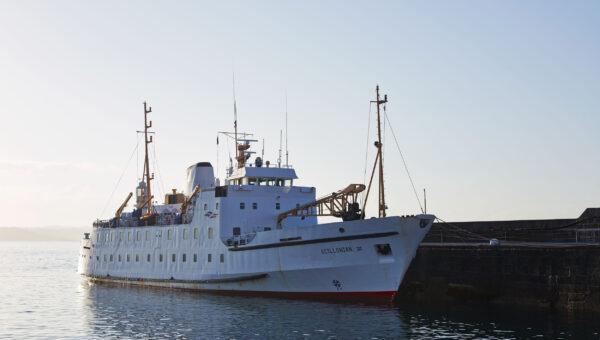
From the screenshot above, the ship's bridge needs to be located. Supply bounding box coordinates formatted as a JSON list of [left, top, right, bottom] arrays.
[[227, 166, 297, 187]]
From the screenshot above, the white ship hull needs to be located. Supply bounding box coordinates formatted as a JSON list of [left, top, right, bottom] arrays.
[[78, 215, 433, 303]]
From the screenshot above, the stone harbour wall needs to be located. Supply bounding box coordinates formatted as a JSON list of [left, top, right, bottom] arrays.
[[397, 243, 600, 311]]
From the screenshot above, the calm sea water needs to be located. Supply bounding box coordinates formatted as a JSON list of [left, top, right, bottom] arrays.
[[0, 241, 599, 339]]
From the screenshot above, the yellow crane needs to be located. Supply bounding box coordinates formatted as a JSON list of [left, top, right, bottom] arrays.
[[115, 192, 133, 219], [180, 185, 201, 215]]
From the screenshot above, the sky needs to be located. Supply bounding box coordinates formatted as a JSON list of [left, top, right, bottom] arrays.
[[0, 1, 598, 227]]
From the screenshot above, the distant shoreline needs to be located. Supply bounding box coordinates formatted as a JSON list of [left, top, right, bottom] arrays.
[[0, 227, 87, 242]]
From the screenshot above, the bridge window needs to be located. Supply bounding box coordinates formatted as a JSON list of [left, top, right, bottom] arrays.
[[220, 254, 224, 263], [208, 227, 213, 239], [233, 227, 241, 236], [137, 231, 140, 241], [216, 202, 219, 210], [252, 202, 258, 210], [276, 203, 280, 210], [105, 233, 108, 243], [204, 203, 207, 210], [208, 254, 212, 263], [248, 178, 257, 185], [127, 254, 130, 262], [147, 254, 151, 262], [104, 254, 107, 262], [240, 202, 245, 210], [110, 255, 113, 262], [193, 254, 197, 262], [146, 231, 150, 241], [159, 254, 163, 262], [172, 254, 176, 262], [128, 231, 131, 242], [182, 254, 187, 262], [168, 229, 172, 240], [183, 229, 188, 240], [194, 228, 198, 239], [119, 232, 122, 241], [111, 232, 115, 242], [118, 254, 122, 262], [136, 254, 139, 262]]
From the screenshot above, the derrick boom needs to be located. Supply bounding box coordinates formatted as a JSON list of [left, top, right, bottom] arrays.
[[180, 185, 201, 215], [277, 184, 365, 228], [115, 192, 133, 219]]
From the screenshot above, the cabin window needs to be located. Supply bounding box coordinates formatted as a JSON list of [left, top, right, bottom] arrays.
[[137, 231, 140, 241], [119, 232, 122, 241], [146, 230, 150, 241], [128, 231, 131, 242], [193, 254, 197, 262], [204, 203, 207, 210], [136, 254, 139, 262], [183, 229, 188, 240], [258, 178, 267, 186], [105, 233, 108, 242], [267, 178, 276, 186], [264, 227, 271, 231], [168, 229, 172, 240], [147, 254, 151, 262], [96, 256, 99, 261], [220, 254, 224, 263], [248, 178, 257, 185], [127, 254, 130, 262], [208, 227, 213, 239], [285, 179, 293, 186], [276, 202, 280, 210], [182, 254, 187, 262], [172, 254, 176, 262], [110, 255, 113, 262], [194, 228, 198, 239], [104, 254, 107, 262], [233, 227, 241, 236], [208, 254, 212, 262], [111, 232, 115, 242], [159, 254, 163, 262], [252, 202, 258, 210], [216, 202, 219, 210], [118, 254, 122, 262], [240, 202, 245, 210]]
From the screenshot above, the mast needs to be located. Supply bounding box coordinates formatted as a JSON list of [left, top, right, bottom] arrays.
[[362, 86, 388, 218], [142, 102, 153, 215], [233, 74, 239, 168], [285, 93, 289, 168]]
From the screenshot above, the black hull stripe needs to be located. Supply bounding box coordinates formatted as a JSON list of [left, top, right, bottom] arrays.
[[88, 273, 268, 284], [228, 231, 398, 252]]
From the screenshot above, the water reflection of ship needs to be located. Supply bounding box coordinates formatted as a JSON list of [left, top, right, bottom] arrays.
[[78, 86, 434, 303]]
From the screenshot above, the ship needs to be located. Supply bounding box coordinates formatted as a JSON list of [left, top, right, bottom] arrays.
[[78, 86, 434, 303]]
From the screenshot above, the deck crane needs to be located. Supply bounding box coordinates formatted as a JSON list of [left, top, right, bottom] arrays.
[[277, 184, 365, 228], [115, 192, 133, 219]]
